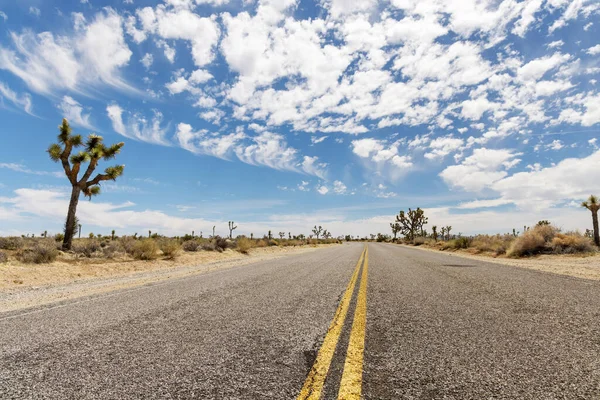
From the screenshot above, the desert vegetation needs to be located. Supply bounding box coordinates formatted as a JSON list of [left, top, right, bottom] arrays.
[[382, 202, 599, 258]]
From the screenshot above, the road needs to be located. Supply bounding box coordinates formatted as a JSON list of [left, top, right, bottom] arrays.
[[1, 243, 600, 399]]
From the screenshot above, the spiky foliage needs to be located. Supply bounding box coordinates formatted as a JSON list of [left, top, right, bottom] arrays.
[[395, 208, 428, 241], [582, 195, 600, 246], [48, 119, 124, 250], [445, 225, 452, 241], [312, 225, 324, 239], [432, 226, 438, 242], [390, 222, 401, 240], [279, 232, 285, 239]]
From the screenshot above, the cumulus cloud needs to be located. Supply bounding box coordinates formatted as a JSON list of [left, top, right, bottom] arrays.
[[0, 8, 135, 96]]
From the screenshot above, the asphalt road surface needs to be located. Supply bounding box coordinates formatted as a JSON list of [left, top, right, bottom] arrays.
[[1, 243, 600, 399]]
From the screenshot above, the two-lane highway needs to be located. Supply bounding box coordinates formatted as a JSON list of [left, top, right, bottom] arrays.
[[2, 243, 600, 399]]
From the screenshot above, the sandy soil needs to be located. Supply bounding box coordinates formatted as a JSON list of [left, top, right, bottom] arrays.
[[403, 244, 600, 281], [0, 245, 336, 313]]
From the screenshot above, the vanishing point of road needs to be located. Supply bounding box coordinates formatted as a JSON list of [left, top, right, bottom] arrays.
[[1, 243, 600, 399]]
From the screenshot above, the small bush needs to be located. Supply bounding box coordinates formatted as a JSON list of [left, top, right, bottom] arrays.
[[72, 239, 102, 258], [120, 236, 138, 255], [507, 225, 558, 257], [0, 236, 24, 250], [54, 233, 65, 242], [182, 240, 201, 252], [0, 251, 7, 263], [255, 239, 267, 248], [236, 237, 253, 254], [17, 240, 58, 264], [551, 233, 596, 254], [131, 239, 159, 260], [268, 239, 279, 247], [214, 237, 229, 252], [102, 241, 124, 258], [471, 234, 513, 255], [412, 237, 426, 246], [202, 241, 216, 251], [159, 239, 181, 259]]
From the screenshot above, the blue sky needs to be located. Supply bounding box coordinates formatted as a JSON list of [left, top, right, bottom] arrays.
[[0, 0, 599, 238]]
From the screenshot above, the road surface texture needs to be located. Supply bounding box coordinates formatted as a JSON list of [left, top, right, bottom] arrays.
[[1, 242, 599, 399]]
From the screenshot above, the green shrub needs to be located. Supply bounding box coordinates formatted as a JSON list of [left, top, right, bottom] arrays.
[[236, 237, 253, 254], [159, 239, 181, 259], [0, 236, 24, 250], [131, 239, 159, 260], [54, 233, 65, 242], [17, 240, 59, 264]]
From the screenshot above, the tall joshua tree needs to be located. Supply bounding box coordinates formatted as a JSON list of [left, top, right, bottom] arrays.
[[228, 221, 238, 239], [48, 119, 124, 250], [582, 195, 600, 247]]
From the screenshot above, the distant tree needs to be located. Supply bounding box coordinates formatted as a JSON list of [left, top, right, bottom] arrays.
[[390, 222, 401, 240], [279, 232, 285, 239], [395, 208, 428, 241], [48, 119, 124, 250], [445, 225, 452, 241], [537, 220, 551, 226], [432, 225, 438, 241], [228, 221, 238, 239], [582, 195, 600, 246], [440, 227, 446, 241], [312, 225, 324, 239]]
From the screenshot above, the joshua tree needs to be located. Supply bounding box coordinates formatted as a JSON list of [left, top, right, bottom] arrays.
[[395, 208, 428, 241], [537, 220, 551, 226], [192, 230, 195, 238], [111, 230, 116, 240], [582, 195, 600, 246], [390, 222, 401, 240], [48, 119, 124, 250], [212, 225, 216, 238], [78, 224, 82, 239], [288, 232, 291, 240], [312, 225, 324, 239], [323, 230, 332, 239], [432, 226, 438, 241], [250, 233, 254, 240], [279, 232, 285, 239], [268, 230, 273, 240], [440, 227, 446, 240], [149, 230, 152, 238], [228, 221, 238, 239], [445, 226, 452, 241]]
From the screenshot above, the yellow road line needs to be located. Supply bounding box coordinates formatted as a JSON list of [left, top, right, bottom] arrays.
[[297, 246, 366, 400], [337, 245, 368, 400]]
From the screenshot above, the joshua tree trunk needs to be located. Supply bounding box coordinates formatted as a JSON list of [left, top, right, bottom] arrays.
[[593, 210, 599, 247], [63, 186, 81, 250]]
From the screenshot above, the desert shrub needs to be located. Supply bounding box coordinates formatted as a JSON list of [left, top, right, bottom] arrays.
[[182, 240, 201, 252], [120, 236, 138, 255], [236, 237, 253, 254], [159, 239, 181, 259], [471, 234, 514, 255], [507, 225, 558, 257], [202, 241, 216, 251], [255, 239, 268, 248], [72, 239, 102, 258], [54, 233, 65, 242], [0, 236, 24, 250], [214, 237, 229, 252], [103, 241, 124, 258], [0, 251, 7, 263], [412, 237, 426, 246], [17, 240, 58, 264], [551, 233, 596, 254], [131, 239, 159, 260], [268, 239, 279, 247]]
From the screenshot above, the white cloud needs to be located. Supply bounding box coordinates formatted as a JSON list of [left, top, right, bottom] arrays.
[[517, 53, 570, 82], [316, 185, 329, 195], [586, 45, 600, 55], [58, 96, 94, 130], [0, 8, 135, 96], [107, 104, 170, 145], [0, 81, 33, 115], [333, 180, 347, 194], [424, 135, 465, 160], [29, 7, 41, 17], [440, 148, 522, 192], [0, 11, 7, 21], [140, 53, 153, 70], [0, 163, 61, 178]]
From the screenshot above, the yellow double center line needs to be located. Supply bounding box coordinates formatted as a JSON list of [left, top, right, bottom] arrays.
[[297, 245, 369, 400]]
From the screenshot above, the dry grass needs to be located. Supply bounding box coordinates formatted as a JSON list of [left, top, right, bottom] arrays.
[[236, 237, 252, 254], [131, 239, 159, 260], [16, 240, 59, 264], [471, 234, 514, 255], [158, 239, 181, 259]]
